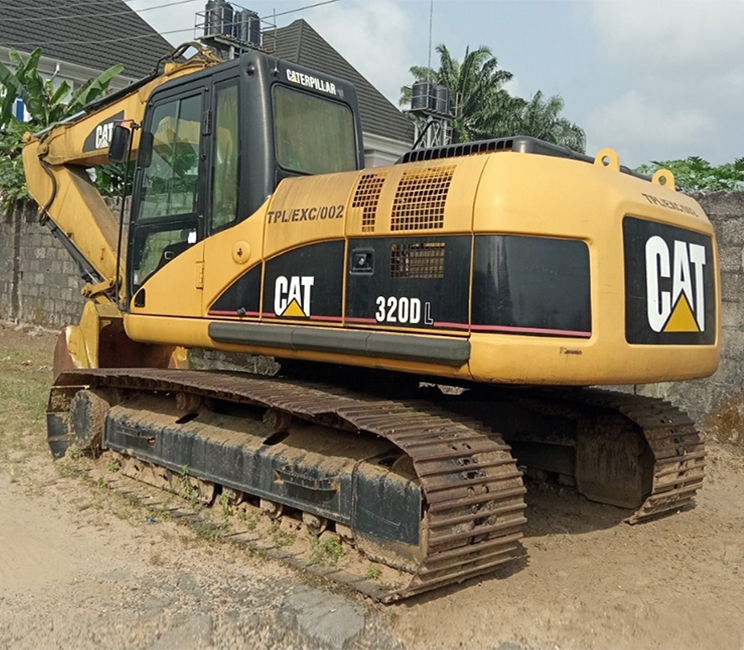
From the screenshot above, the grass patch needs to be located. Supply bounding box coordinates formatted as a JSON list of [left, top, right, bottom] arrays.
[[273, 531, 296, 548], [309, 534, 346, 567], [56, 460, 87, 480], [366, 564, 381, 581], [219, 491, 231, 518], [238, 509, 257, 530], [193, 520, 227, 542], [0, 347, 52, 468], [178, 465, 203, 509]]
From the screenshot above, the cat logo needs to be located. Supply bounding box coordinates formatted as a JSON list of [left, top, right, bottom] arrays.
[[82, 110, 124, 153], [274, 276, 314, 318], [95, 122, 114, 149], [645, 236, 707, 333]]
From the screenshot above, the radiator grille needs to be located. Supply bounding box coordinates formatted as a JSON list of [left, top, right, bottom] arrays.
[[390, 242, 445, 279], [391, 166, 454, 231], [351, 172, 386, 233]]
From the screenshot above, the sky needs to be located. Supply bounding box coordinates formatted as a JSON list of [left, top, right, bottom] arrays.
[[129, 0, 744, 167]]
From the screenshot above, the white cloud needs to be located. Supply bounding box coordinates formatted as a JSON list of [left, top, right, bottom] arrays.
[[585, 90, 715, 164], [503, 75, 521, 98], [309, 0, 415, 106], [587, 0, 744, 73], [580, 0, 743, 164]]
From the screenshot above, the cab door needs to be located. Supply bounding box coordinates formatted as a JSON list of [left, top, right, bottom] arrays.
[[127, 78, 210, 314]]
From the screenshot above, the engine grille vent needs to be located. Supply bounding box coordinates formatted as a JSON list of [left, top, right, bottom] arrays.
[[351, 172, 386, 233], [400, 138, 514, 164], [391, 166, 454, 231], [390, 241, 445, 278]]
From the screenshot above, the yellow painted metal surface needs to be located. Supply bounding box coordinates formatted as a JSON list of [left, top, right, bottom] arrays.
[[124, 148, 721, 386]]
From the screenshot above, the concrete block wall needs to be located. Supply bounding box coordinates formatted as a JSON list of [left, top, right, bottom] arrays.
[[0, 206, 17, 320], [0, 201, 86, 328], [0, 198, 127, 329]]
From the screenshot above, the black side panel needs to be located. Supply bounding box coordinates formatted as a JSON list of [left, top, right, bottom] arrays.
[[346, 236, 471, 330], [104, 400, 420, 546], [208, 264, 262, 316], [263, 240, 344, 322], [472, 235, 591, 337], [623, 216, 715, 345], [353, 467, 421, 545]]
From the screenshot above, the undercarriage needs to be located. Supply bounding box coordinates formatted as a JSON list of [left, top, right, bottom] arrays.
[[47, 368, 705, 601]]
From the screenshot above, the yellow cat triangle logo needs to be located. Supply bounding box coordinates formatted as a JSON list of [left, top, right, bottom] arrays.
[[281, 299, 307, 318], [663, 293, 699, 332]]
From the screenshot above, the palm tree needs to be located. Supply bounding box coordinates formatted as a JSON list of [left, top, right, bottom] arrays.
[[510, 91, 586, 153], [402, 44, 515, 143], [402, 45, 586, 152]]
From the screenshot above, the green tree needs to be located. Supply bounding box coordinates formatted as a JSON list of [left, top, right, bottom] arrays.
[[402, 44, 586, 152], [0, 47, 123, 208], [402, 44, 517, 144], [635, 157, 744, 192], [509, 91, 586, 153]]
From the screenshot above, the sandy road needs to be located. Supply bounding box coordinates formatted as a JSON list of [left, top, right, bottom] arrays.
[[0, 469, 400, 650]]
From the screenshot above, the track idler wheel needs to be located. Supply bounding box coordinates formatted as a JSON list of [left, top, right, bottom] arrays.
[[69, 389, 114, 453], [260, 499, 284, 519]]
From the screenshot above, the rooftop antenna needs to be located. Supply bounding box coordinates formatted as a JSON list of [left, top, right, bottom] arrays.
[[273, 8, 277, 55], [405, 0, 452, 149], [427, 0, 433, 81], [271, 8, 279, 74]]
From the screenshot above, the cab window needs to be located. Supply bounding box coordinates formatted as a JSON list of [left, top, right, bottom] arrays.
[[140, 94, 202, 219], [130, 90, 204, 296], [211, 81, 240, 231], [273, 85, 356, 175]]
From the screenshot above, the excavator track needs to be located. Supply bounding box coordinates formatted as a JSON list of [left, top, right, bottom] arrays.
[[48, 368, 528, 602], [560, 389, 706, 524], [447, 387, 706, 524], [47, 369, 704, 600]]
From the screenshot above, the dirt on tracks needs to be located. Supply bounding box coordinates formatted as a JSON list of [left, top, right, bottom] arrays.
[[0, 323, 743, 650]]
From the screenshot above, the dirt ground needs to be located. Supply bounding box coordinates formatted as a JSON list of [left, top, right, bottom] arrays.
[[1, 323, 743, 650]]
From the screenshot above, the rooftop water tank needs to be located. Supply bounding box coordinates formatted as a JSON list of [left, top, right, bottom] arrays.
[[235, 9, 261, 46]]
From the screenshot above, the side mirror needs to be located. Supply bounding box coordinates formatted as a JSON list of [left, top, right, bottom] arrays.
[[108, 124, 131, 163]]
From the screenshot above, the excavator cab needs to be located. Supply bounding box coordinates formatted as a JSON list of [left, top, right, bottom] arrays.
[[118, 50, 364, 302]]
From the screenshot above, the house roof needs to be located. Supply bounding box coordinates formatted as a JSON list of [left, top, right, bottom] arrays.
[[263, 20, 413, 145], [0, 0, 173, 79]]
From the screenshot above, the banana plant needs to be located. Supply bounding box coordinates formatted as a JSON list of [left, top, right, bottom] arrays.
[[0, 48, 124, 207], [0, 47, 123, 129]]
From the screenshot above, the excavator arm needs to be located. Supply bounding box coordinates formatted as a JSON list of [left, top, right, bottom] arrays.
[[21, 49, 216, 304]]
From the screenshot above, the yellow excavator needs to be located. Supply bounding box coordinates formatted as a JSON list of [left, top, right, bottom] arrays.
[[22, 44, 718, 601]]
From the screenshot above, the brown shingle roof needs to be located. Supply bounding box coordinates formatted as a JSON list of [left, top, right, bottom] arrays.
[[0, 0, 173, 79]]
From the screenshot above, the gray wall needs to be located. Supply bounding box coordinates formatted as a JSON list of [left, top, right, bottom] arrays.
[[1, 193, 742, 437], [0, 197, 128, 329], [1, 201, 86, 328]]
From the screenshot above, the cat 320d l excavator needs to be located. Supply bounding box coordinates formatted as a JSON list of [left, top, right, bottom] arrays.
[[22, 44, 719, 601]]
